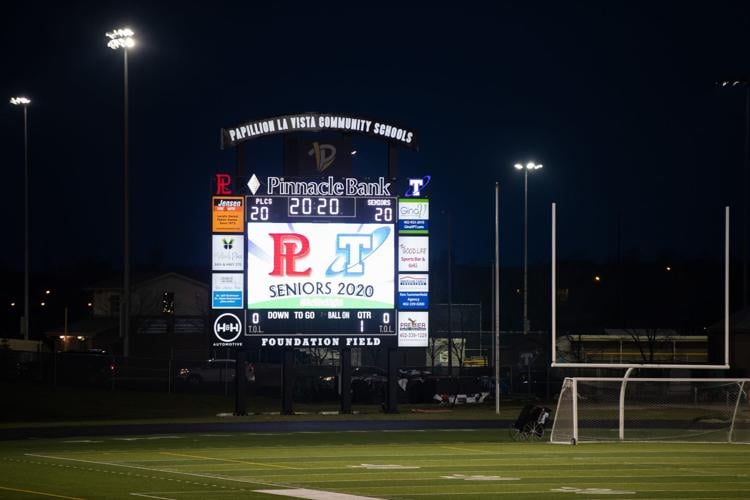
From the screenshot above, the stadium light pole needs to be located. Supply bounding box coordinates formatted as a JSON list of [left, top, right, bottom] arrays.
[[10, 96, 31, 340], [494, 182, 500, 414], [717, 78, 750, 307], [514, 162, 543, 336], [106, 27, 135, 356]]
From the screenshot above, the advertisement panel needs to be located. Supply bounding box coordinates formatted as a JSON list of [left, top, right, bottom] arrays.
[[398, 199, 429, 234], [247, 222, 395, 309], [398, 236, 429, 272], [212, 312, 243, 345], [212, 273, 243, 309], [398, 311, 429, 347], [398, 274, 429, 309], [212, 235, 244, 271], [212, 196, 244, 232]]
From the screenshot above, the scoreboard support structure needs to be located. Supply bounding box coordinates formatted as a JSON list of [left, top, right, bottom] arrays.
[[340, 348, 353, 414], [282, 349, 295, 415], [385, 348, 399, 413], [233, 349, 248, 416]]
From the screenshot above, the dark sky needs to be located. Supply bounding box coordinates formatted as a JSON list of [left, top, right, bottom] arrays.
[[2, 1, 749, 275]]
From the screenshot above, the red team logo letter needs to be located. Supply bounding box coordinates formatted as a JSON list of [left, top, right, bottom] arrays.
[[269, 233, 312, 276], [215, 173, 232, 195]]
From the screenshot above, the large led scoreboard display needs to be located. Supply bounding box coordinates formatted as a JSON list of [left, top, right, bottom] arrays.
[[211, 174, 430, 349], [247, 193, 397, 345]]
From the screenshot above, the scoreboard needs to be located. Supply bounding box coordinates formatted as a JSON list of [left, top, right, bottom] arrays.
[[211, 175, 430, 349], [245, 195, 397, 346]]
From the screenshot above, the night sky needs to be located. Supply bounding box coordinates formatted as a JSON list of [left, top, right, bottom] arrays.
[[2, 2, 749, 277]]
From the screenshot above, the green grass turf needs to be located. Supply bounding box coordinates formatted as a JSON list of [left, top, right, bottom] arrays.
[[1, 430, 749, 499]]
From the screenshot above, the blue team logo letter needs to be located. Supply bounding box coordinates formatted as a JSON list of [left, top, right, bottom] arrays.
[[404, 175, 431, 197], [326, 227, 390, 277]]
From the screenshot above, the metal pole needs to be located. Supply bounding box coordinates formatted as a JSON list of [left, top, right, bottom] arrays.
[[23, 104, 29, 341], [552, 203, 556, 364], [726, 206, 730, 367], [744, 88, 749, 307], [448, 212, 453, 378], [123, 48, 130, 357], [523, 168, 528, 335], [618, 366, 635, 440], [495, 182, 500, 415]]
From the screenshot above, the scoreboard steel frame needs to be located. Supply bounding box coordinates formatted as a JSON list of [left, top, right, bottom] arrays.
[[243, 194, 398, 348]]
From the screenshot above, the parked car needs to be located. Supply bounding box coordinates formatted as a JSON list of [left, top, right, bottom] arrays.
[[177, 359, 253, 385], [19, 350, 117, 386]]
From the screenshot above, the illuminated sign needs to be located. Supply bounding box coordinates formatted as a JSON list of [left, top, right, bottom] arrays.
[[221, 113, 418, 150], [212, 273, 243, 309], [398, 274, 429, 309], [215, 173, 232, 195], [213, 313, 243, 344], [212, 196, 244, 232], [259, 176, 392, 196], [398, 237, 429, 272], [246, 222, 394, 309], [405, 175, 431, 197], [398, 199, 429, 234], [244, 193, 398, 345], [210, 172, 430, 349], [398, 311, 429, 347], [212, 235, 244, 271]]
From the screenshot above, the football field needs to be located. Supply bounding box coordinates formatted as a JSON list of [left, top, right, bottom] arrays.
[[1, 429, 749, 499]]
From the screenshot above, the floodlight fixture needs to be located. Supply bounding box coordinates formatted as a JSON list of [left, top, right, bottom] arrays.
[[10, 97, 31, 106], [106, 28, 135, 50]]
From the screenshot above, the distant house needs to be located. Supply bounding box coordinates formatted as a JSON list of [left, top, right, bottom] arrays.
[[46, 272, 211, 359]]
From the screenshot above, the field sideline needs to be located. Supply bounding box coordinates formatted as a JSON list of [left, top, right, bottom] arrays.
[[1, 429, 748, 499]]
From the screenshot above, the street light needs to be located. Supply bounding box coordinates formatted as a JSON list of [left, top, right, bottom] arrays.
[[717, 78, 749, 306], [10, 96, 31, 340], [106, 27, 135, 356], [514, 161, 543, 335]]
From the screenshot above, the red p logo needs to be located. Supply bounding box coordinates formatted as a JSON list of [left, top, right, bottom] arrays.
[[269, 233, 312, 276], [215, 174, 232, 195]]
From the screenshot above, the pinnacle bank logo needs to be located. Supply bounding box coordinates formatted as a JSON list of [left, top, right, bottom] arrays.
[[247, 174, 261, 195], [267, 227, 391, 278], [248, 175, 391, 196]]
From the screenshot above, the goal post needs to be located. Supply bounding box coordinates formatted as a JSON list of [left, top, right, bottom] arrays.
[[550, 204, 731, 370], [550, 377, 750, 444]]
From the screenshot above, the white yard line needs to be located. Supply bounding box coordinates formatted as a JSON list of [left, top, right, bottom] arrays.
[[130, 494, 175, 500], [25, 453, 284, 489], [254, 489, 384, 500]]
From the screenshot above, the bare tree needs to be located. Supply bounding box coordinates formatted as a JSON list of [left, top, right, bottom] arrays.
[[624, 328, 674, 363]]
